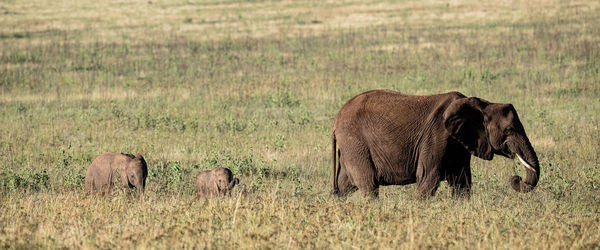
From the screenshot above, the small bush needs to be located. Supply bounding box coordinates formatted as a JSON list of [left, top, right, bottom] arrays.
[[0, 168, 49, 192], [149, 161, 194, 193]]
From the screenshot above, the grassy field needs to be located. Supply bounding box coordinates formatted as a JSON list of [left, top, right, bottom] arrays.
[[1, 0, 599, 248]]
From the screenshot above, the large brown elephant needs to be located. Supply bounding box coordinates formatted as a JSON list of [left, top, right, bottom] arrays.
[[85, 152, 148, 195], [331, 90, 540, 198]]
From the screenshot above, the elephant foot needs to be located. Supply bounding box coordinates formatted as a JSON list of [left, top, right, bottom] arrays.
[[360, 188, 379, 199], [451, 189, 471, 199]]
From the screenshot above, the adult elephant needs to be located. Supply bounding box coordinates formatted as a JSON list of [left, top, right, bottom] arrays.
[[331, 90, 540, 198]]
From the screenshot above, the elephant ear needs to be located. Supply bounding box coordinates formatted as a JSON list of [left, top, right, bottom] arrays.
[[443, 97, 493, 160], [135, 155, 148, 175], [214, 179, 222, 195]]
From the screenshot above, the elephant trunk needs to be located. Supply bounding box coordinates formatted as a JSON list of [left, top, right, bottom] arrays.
[[135, 179, 145, 195], [228, 178, 239, 190], [509, 137, 540, 193]]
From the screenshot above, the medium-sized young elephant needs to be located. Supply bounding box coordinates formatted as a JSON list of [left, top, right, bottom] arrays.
[[195, 167, 239, 196], [85, 152, 148, 195]]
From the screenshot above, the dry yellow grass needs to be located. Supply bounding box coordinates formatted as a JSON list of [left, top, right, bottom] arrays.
[[1, 0, 599, 248]]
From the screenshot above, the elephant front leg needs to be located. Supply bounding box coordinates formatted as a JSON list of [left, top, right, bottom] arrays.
[[415, 164, 441, 198], [446, 166, 472, 198], [117, 166, 130, 189]]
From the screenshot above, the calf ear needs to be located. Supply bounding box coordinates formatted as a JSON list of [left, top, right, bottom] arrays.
[[135, 155, 146, 165], [135, 155, 148, 173], [443, 97, 493, 160]]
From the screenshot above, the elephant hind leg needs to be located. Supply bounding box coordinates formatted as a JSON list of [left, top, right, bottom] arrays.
[[334, 164, 358, 197], [340, 145, 379, 198], [84, 178, 92, 192]]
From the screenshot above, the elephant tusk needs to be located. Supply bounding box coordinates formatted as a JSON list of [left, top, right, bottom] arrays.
[[517, 154, 536, 173]]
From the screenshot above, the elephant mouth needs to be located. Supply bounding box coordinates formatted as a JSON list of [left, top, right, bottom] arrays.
[[495, 140, 520, 159], [492, 143, 512, 158]]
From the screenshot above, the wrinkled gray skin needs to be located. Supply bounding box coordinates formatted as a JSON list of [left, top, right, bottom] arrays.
[[85, 152, 148, 195], [332, 90, 540, 198], [195, 168, 240, 196]]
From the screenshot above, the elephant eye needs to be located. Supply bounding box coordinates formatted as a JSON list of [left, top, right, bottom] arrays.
[[505, 127, 515, 135]]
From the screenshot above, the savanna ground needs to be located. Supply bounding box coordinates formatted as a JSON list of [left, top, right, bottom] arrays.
[[1, 0, 599, 248]]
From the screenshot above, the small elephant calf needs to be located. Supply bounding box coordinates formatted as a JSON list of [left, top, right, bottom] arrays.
[[85, 152, 148, 195], [195, 167, 239, 196]]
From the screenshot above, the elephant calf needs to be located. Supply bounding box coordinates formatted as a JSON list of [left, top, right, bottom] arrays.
[[85, 152, 148, 195], [195, 167, 239, 196]]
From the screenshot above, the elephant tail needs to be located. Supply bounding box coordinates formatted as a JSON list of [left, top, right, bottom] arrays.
[[332, 129, 340, 195]]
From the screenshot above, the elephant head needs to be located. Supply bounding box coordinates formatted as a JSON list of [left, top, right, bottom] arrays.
[[443, 97, 540, 193], [216, 169, 239, 193], [126, 154, 148, 194]]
